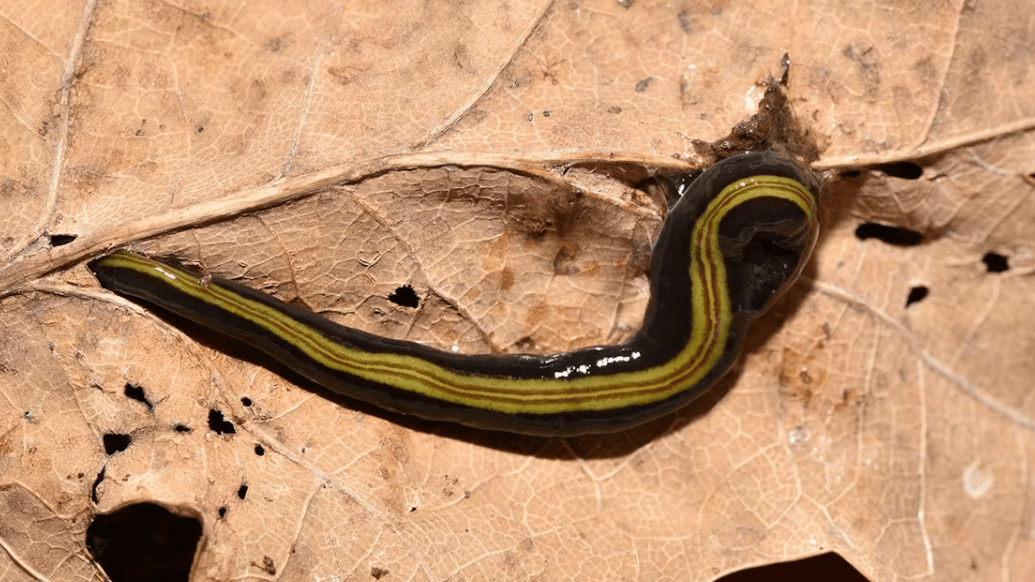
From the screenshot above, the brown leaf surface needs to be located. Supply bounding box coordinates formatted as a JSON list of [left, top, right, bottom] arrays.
[[2, 0, 1034, 581]]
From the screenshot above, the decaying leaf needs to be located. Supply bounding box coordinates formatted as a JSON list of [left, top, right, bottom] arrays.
[[1, 1, 1034, 581]]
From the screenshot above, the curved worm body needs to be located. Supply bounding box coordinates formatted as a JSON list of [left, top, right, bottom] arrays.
[[90, 151, 820, 436]]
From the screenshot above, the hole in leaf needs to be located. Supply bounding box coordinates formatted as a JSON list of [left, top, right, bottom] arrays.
[[86, 502, 201, 582], [716, 552, 868, 582], [854, 223, 923, 246], [173, 424, 191, 433], [237, 484, 248, 500], [49, 233, 78, 246], [124, 383, 153, 410], [876, 161, 923, 180], [633, 175, 675, 209], [240, 396, 252, 407], [388, 285, 419, 308], [91, 467, 105, 503], [254, 444, 265, 456], [103, 433, 132, 456], [208, 409, 236, 435], [982, 252, 1009, 273], [906, 286, 929, 306], [218, 507, 227, 518]]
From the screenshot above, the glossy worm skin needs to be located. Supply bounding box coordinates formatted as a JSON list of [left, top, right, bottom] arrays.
[[89, 151, 820, 436]]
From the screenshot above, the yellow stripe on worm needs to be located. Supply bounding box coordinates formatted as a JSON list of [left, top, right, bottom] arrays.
[[89, 151, 820, 435]]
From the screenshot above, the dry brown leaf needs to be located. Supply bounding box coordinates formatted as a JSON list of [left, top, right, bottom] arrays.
[[1, 0, 1034, 581]]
